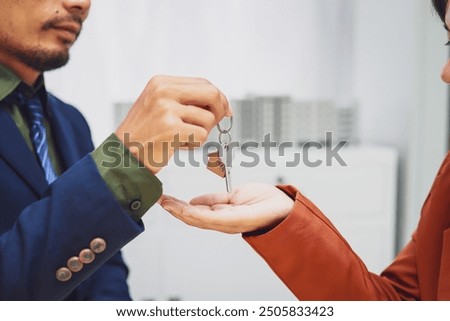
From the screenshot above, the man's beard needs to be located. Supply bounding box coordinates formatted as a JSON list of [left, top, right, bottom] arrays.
[[0, 14, 82, 72], [7, 45, 70, 72]]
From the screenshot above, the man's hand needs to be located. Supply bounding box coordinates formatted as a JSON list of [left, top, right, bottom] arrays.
[[159, 183, 295, 234], [115, 75, 231, 174]]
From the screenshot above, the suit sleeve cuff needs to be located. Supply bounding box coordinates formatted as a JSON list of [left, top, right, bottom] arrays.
[[90, 133, 163, 221]]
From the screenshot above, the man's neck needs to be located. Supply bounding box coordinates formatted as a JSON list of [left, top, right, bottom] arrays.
[[0, 54, 40, 87]]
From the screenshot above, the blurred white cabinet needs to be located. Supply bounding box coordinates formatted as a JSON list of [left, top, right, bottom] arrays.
[[122, 146, 398, 300]]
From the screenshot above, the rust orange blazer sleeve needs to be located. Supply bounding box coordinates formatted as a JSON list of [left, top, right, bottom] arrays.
[[243, 152, 450, 300], [243, 186, 408, 300]]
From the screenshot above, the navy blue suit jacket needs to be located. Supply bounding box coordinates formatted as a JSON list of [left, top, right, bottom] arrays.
[[0, 93, 144, 300]]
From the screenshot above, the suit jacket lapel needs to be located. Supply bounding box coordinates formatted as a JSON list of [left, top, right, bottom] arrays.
[[0, 107, 47, 196]]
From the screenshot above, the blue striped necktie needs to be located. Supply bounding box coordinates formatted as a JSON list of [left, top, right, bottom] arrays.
[[13, 92, 58, 184]]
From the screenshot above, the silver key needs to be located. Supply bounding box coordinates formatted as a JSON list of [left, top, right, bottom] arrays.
[[207, 117, 233, 193], [222, 144, 232, 193]]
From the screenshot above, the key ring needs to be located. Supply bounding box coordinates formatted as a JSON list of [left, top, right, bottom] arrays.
[[218, 131, 232, 145], [217, 116, 233, 134]]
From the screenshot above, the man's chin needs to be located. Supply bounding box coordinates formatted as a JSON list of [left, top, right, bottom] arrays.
[[15, 48, 70, 72], [30, 53, 70, 72]]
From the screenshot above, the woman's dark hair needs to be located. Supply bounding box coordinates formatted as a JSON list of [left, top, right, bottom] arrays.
[[433, 0, 448, 22]]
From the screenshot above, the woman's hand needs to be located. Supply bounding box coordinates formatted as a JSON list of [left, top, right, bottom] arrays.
[[159, 183, 294, 234]]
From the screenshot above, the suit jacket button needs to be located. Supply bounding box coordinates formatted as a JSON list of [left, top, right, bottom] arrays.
[[90, 238, 107, 254], [56, 267, 72, 282], [67, 256, 84, 272], [79, 248, 95, 264]]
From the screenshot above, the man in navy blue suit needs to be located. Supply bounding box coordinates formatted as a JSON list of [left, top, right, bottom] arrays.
[[0, 0, 231, 300]]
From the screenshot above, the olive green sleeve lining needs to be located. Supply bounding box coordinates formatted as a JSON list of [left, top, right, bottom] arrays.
[[91, 133, 163, 221]]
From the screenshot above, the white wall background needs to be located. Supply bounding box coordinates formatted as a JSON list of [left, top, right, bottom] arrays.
[[352, 0, 448, 247], [45, 0, 448, 295], [45, 0, 357, 143]]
